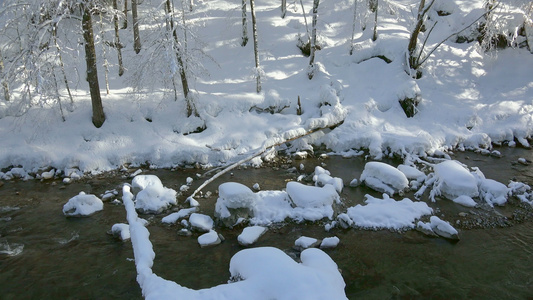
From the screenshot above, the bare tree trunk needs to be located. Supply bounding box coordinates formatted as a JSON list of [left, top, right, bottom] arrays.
[[349, 0, 358, 55], [122, 0, 128, 29], [0, 49, 10, 102], [241, 0, 248, 46], [250, 0, 261, 93], [52, 72, 66, 122], [113, 0, 125, 76], [132, 0, 141, 54], [524, 3, 533, 53], [308, 0, 319, 79], [281, 0, 286, 18], [82, 4, 105, 128]]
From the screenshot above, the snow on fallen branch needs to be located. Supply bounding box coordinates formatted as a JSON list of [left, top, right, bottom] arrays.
[[187, 119, 344, 204]]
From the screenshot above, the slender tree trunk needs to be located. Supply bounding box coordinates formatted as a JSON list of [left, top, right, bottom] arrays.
[[349, 0, 358, 55], [371, 0, 378, 41], [308, 0, 319, 79], [281, 0, 286, 18], [132, 0, 141, 54], [122, 0, 128, 29], [0, 49, 10, 102], [82, 4, 105, 128], [165, 0, 193, 116], [250, 0, 261, 93], [113, 0, 125, 76], [52, 27, 74, 110], [300, 0, 310, 41], [52, 72, 66, 122], [407, 0, 427, 70], [241, 0, 248, 46], [99, 14, 110, 95]]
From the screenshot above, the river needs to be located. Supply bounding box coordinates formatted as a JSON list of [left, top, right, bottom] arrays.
[[1, 147, 532, 299]]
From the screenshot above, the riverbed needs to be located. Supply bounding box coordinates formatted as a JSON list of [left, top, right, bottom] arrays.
[[1, 147, 532, 299]]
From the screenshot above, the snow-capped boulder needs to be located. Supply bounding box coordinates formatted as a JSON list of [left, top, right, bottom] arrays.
[[320, 237, 340, 249], [238, 226, 267, 246], [215, 182, 258, 227], [132, 175, 177, 214], [313, 166, 343, 193], [431, 160, 479, 200], [189, 213, 214, 232], [294, 236, 321, 251], [346, 194, 433, 230], [479, 178, 509, 207], [110, 223, 130, 241], [198, 230, 221, 248], [360, 162, 409, 196], [62, 192, 103, 217], [286, 181, 339, 208]]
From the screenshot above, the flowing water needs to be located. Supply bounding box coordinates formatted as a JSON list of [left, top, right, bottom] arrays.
[[1, 147, 532, 299]]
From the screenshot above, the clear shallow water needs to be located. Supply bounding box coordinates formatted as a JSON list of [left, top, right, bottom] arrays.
[[0, 147, 532, 299]]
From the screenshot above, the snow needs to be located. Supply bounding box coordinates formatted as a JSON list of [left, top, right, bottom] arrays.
[[418, 216, 460, 240], [2, 0, 532, 297], [122, 184, 347, 299], [132, 175, 177, 214], [286, 182, 339, 208], [431, 160, 479, 201], [62, 192, 103, 217], [452, 195, 477, 207], [0, 0, 530, 180], [360, 162, 409, 195], [111, 223, 131, 241], [295, 236, 319, 249], [346, 194, 433, 230], [189, 213, 214, 232], [161, 208, 198, 224], [320, 237, 340, 249], [238, 226, 268, 246], [197, 230, 221, 247]]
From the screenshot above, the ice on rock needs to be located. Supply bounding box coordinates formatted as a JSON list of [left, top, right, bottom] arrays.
[[346, 194, 433, 230], [238, 226, 267, 246], [131, 175, 177, 214], [286, 182, 339, 208], [431, 160, 479, 200], [360, 162, 409, 196], [62, 192, 103, 217], [189, 213, 214, 232]]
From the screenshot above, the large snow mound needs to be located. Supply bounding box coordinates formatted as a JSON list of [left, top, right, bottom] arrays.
[[431, 160, 479, 200], [360, 162, 409, 195], [132, 175, 177, 214]]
